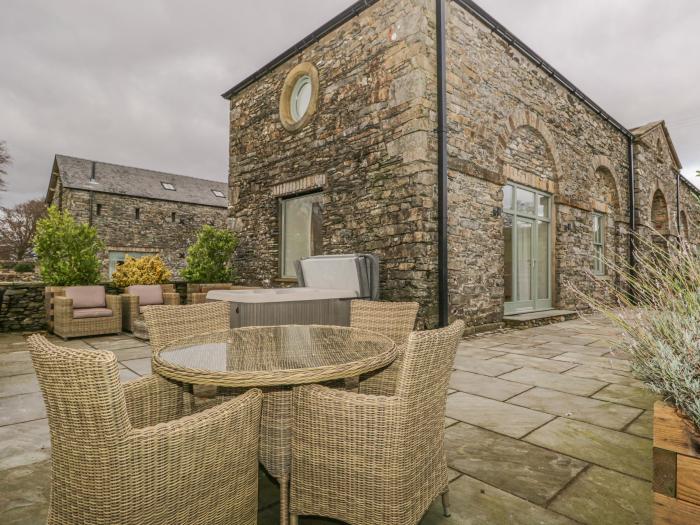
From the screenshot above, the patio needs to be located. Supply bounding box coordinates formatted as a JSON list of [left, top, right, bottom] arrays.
[[0, 315, 654, 524]]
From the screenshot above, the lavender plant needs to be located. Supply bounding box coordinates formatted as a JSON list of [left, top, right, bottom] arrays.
[[574, 232, 700, 432]]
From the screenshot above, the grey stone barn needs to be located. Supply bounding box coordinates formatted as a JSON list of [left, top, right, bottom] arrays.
[[46, 155, 228, 278], [223, 0, 700, 330]]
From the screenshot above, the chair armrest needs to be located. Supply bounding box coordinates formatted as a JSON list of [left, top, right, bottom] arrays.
[[105, 294, 122, 317], [190, 292, 207, 304], [121, 294, 139, 330], [292, 384, 403, 467], [123, 374, 184, 428], [163, 292, 180, 305], [53, 296, 73, 313]]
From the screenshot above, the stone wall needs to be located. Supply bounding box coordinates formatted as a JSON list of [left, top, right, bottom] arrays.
[[444, 3, 630, 324], [0, 283, 46, 332], [51, 188, 227, 278], [227, 0, 440, 325]]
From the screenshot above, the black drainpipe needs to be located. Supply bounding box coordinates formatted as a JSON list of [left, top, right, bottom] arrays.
[[627, 135, 637, 301], [436, 0, 449, 327], [676, 169, 681, 238]]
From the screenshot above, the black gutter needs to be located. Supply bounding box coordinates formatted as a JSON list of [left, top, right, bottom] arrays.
[[436, 0, 449, 327], [452, 0, 633, 140], [221, 0, 379, 99]]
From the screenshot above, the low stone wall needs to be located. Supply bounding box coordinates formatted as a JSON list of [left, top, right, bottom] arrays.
[[0, 280, 190, 333], [0, 282, 47, 332]]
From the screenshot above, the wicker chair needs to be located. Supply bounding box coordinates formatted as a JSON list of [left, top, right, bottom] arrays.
[[27, 334, 262, 525], [351, 300, 419, 396], [52, 286, 122, 339], [142, 301, 231, 352], [121, 284, 180, 338], [290, 320, 465, 525]]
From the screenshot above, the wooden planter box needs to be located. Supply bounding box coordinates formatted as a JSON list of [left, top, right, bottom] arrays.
[[653, 401, 700, 524]]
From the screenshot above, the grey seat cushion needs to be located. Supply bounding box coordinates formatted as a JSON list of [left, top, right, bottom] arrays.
[[126, 285, 164, 306], [73, 307, 113, 319], [65, 286, 106, 309]]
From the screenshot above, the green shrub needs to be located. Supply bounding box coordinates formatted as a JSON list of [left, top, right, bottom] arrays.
[[111, 255, 172, 288], [13, 262, 34, 273], [33, 206, 103, 286], [573, 233, 700, 431], [182, 225, 238, 283]]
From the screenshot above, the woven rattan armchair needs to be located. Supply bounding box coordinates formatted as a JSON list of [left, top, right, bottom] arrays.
[[52, 287, 122, 339], [351, 300, 419, 396], [121, 284, 180, 337], [142, 301, 231, 352], [290, 320, 465, 525], [27, 334, 262, 525]]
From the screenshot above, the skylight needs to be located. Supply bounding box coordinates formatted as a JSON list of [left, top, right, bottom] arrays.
[[212, 189, 225, 198], [161, 182, 176, 191]]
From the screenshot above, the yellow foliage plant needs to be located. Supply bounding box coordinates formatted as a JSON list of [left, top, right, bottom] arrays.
[[111, 255, 173, 288]]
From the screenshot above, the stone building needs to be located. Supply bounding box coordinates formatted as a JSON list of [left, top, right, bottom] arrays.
[[46, 155, 228, 278], [224, 0, 699, 330]]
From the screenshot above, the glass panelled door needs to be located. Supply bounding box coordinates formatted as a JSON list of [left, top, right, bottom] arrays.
[[503, 184, 552, 314]]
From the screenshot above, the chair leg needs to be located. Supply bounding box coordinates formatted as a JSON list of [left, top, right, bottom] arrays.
[[279, 474, 289, 525], [289, 514, 299, 525], [441, 490, 451, 517]]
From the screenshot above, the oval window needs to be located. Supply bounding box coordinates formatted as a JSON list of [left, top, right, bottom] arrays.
[[290, 75, 312, 122]]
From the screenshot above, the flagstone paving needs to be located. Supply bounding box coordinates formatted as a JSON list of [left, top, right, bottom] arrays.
[[0, 315, 654, 524]]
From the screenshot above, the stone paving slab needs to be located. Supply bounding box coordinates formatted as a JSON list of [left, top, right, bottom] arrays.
[[446, 392, 555, 438], [549, 466, 652, 525], [499, 367, 607, 396], [421, 475, 578, 525], [121, 357, 152, 376], [508, 387, 642, 430], [0, 352, 34, 378], [0, 419, 50, 471], [536, 341, 611, 356], [449, 370, 532, 401], [0, 460, 50, 525], [444, 423, 587, 505], [553, 352, 631, 371], [525, 417, 653, 481], [0, 393, 46, 426], [490, 344, 565, 359], [625, 410, 653, 439], [489, 353, 577, 373], [563, 365, 644, 387], [452, 354, 520, 376], [0, 373, 40, 398], [455, 346, 505, 360], [592, 383, 658, 410]]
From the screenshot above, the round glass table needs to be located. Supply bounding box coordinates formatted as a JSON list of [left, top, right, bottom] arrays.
[[153, 325, 397, 525]]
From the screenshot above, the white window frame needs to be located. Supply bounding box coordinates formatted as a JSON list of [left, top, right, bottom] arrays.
[[592, 213, 605, 275], [290, 75, 312, 122]]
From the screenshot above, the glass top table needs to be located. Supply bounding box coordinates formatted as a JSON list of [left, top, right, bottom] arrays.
[[152, 324, 397, 388], [152, 324, 397, 525]]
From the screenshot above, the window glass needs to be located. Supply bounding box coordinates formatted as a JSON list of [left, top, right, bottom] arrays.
[[592, 213, 605, 274], [161, 182, 175, 191], [516, 188, 536, 216], [537, 195, 550, 219], [503, 185, 513, 211], [290, 75, 312, 122], [280, 193, 323, 278]]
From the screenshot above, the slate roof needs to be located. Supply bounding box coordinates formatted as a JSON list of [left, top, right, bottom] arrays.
[[49, 155, 228, 208]]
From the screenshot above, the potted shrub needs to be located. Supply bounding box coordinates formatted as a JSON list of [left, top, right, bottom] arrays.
[[577, 234, 700, 522], [33, 206, 104, 330], [181, 225, 246, 303]]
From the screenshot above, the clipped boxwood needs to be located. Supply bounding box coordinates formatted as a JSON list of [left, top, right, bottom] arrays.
[[182, 225, 238, 284]]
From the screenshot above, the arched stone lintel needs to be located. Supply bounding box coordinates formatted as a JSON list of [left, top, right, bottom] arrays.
[[649, 185, 677, 236], [589, 155, 623, 219], [497, 108, 562, 187]]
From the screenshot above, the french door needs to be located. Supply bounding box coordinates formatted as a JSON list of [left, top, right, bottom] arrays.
[[503, 183, 552, 314]]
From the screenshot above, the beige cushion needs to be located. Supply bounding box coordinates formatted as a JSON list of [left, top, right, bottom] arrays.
[[127, 285, 164, 306], [73, 307, 113, 319], [65, 286, 106, 309]]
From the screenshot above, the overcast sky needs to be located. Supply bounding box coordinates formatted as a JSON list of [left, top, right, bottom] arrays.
[[1, 0, 698, 208]]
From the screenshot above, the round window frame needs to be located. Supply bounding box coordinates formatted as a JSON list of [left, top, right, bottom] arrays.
[[279, 62, 319, 133]]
